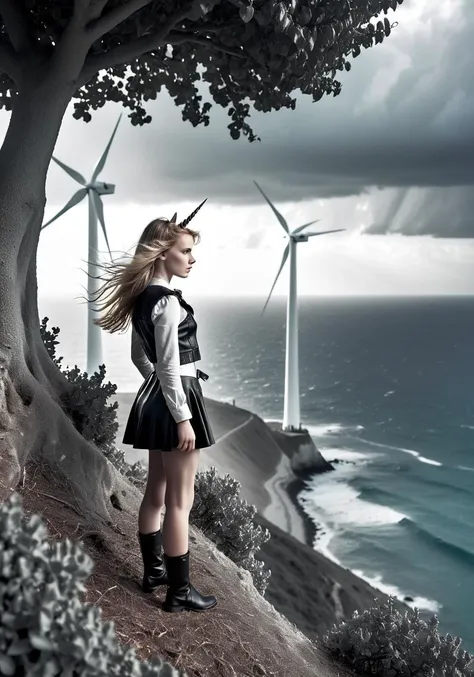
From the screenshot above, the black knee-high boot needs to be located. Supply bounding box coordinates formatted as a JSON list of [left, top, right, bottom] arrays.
[[162, 551, 218, 613], [138, 529, 169, 591]]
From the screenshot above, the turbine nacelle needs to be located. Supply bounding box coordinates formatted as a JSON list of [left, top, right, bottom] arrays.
[[40, 114, 122, 375], [254, 179, 348, 430], [91, 182, 116, 196], [253, 179, 346, 316], [41, 114, 122, 261], [290, 232, 310, 243]]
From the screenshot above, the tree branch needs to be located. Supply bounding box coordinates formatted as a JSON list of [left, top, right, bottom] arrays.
[[78, 4, 196, 84], [184, 24, 236, 34], [82, 0, 109, 22], [169, 33, 245, 59], [86, 0, 154, 41], [77, 31, 246, 87], [0, 42, 21, 82], [0, 0, 31, 52]]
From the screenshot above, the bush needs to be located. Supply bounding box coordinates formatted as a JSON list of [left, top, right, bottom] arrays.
[[40, 318, 63, 368], [40, 318, 119, 454], [191, 467, 271, 595], [39, 318, 272, 595], [59, 364, 120, 453], [323, 596, 474, 677], [0, 492, 184, 677]]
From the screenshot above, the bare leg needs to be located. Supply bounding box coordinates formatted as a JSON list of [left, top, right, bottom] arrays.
[[138, 449, 167, 534], [161, 448, 200, 556]]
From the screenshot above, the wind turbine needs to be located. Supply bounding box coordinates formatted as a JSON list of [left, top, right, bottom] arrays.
[[254, 180, 345, 432], [42, 115, 122, 375]]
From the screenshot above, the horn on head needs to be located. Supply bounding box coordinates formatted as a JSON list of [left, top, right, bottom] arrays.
[[178, 199, 208, 228], [169, 212, 177, 223]]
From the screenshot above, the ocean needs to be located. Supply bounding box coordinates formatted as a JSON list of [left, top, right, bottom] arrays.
[[38, 294, 474, 652]]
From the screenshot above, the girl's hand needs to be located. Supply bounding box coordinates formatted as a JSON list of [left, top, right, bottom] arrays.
[[176, 420, 195, 452]]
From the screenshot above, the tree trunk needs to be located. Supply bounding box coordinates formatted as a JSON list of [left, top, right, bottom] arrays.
[[0, 63, 141, 529]]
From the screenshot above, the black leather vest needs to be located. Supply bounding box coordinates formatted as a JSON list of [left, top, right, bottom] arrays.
[[131, 285, 201, 366]]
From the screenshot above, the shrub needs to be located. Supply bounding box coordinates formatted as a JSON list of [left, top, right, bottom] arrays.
[[323, 596, 474, 677], [0, 492, 184, 677], [39, 319, 272, 595], [40, 318, 63, 368], [40, 318, 119, 454], [59, 364, 120, 453], [191, 467, 271, 595]]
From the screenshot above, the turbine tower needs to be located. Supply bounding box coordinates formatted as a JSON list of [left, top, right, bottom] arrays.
[[42, 115, 122, 375], [254, 181, 345, 432]]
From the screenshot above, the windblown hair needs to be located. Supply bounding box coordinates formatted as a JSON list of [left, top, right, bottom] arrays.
[[92, 218, 200, 334]]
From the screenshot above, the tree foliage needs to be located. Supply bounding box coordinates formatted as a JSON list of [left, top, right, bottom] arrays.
[[0, 0, 402, 140]]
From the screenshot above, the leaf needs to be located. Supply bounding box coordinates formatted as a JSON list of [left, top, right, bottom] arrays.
[[281, 13, 291, 31], [254, 2, 274, 27], [0, 655, 15, 676], [52, 0, 403, 146], [29, 632, 55, 651], [297, 6, 312, 26], [240, 5, 254, 23]]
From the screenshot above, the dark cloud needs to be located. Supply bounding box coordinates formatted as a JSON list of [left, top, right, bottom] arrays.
[[151, 0, 474, 206], [364, 185, 474, 238], [1, 0, 472, 238]]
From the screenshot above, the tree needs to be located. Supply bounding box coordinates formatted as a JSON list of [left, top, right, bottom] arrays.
[[0, 0, 401, 528]]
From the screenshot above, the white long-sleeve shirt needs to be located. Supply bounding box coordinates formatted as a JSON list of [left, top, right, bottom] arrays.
[[131, 276, 197, 423]]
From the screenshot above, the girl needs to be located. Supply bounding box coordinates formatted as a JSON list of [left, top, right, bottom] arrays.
[[93, 200, 217, 613]]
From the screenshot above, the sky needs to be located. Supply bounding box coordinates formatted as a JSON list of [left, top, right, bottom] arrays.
[[1, 0, 473, 299]]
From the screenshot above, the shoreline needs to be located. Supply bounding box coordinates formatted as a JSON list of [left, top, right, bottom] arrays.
[[261, 450, 308, 544], [282, 455, 449, 627], [284, 474, 320, 549]]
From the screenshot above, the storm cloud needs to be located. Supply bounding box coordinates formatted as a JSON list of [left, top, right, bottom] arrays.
[[1, 0, 472, 238]]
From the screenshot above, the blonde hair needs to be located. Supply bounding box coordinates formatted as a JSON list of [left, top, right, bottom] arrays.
[[92, 218, 200, 334]]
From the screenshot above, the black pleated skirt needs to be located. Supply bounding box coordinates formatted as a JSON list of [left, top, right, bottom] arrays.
[[122, 368, 215, 451]]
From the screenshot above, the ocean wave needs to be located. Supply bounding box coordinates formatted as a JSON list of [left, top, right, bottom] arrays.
[[306, 422, 365, 437], [300, 474, 407, 527], [360, 484, 409, 505], [317, 446, 372, 463], [358, 437, 443, 467], [310, 527, 441, 615], [306, 513, 441, 616], [400, 518, 474, 568], [418, 475, 474, 497], [398, 447, 443, 466], [348, 568, 440, 615]]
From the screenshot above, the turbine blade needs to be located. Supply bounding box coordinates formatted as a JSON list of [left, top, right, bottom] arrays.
[[41, 188, 88, 229], [305, 229, 346, 237], [292, 219, 321, 235], [261, 243, 289, 316], [91, 114, 122, 182], [51, 156, 87, 185], [91, 191, 112, 259], [253, 180, 289, 234]]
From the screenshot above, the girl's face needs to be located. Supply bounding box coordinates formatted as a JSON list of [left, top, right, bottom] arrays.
[[162, 233, 196, 279]]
